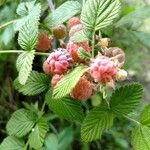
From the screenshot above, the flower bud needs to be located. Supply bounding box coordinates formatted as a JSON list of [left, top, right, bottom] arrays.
[[98, 38, 112, 48], [115, 69, 128, 81], [104, 47, 125, 68]]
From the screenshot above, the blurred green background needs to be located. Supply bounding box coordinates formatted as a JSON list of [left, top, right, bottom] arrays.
[[0, 0, 150, 149]]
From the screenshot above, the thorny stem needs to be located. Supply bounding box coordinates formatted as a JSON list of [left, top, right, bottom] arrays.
[[0, 19, 18, 29], [47, 0, 55, 11], [0, 50, 49, 56], [123, 115, 141, 126], [91, 30, 95, 58]]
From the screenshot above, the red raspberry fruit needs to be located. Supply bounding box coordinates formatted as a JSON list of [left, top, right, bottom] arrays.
[[69, 24, 83, 37], [89, 56, 117, 83], [43, 49, 71, 75], [51, 74, 63, 87], [71, 76, 93, 101], [67, 17, 81, 29], [36, 33, 51, 52], [66, 41, 90, 63], [52, 24, 67, 39]]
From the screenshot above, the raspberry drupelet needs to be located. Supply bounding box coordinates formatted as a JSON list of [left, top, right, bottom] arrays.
[[51, 74, 63, 87], [71, 76, 93, 101], [89, 56, 117, 83], [43, 49, 72, 75], [66, 41, 90, 63], [69, 24, 83, 37], [67, 17, 81, 29], [36, 33, 51, 52]]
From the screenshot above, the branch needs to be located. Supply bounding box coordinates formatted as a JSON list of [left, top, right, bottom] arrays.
[[46, 0, 55, 11], [0, 50, 49, 56], [0, 19, 18, 29]]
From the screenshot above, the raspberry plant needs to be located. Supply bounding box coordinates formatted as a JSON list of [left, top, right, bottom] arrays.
[[0, 0, 150, 149]]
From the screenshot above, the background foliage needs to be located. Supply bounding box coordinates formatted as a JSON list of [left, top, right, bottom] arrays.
[[0, 0, 150, 149]]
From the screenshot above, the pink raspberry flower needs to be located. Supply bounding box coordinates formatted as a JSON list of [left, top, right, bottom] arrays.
[[43, 49, 71, 75], [89, 56, 117, 83], [66, 41, 90, 63]]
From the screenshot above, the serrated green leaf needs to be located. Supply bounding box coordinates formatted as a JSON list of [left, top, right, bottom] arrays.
[[46, 1, 81, 26], [58, 127, 74, 150], [15, 3, 41, 31], [44, 133, 58, 150], [1, 25, 15, 45], [140, 104, 150, 127], [132, 125, 150, 150], [77, 48, 91, 61], [0, 136, 25, 150], [46, 90, 84, 122], [116, 6, 150, 28], [16, 1, 36, 16], [16, 50, 35, 85], [110, 83, 143, 116], [81, 106, 114, 142], [70, 29, 91, 43], [18, 20, 38, 50], [6, 109, 37, 137], [14, 71, 49, 96], [29, 117, 49, 149], [81, 0, 120, 30], [23, 102, 39, 114], [132, 31, 150, 49], [53, 66, 88, 99], [81, 0, 121, 31]]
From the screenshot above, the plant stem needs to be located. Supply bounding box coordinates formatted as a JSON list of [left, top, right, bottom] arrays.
[[47, 0, 55, 11], [49, 123, 58, 135], [39, 101, 46, 118], [0, 50, 49, 56], [91, 30, 95, 57], [82, 101, 89, 113], [104, 98, 110, 108], [0, 19, 18, 29], [123, 115, 141, 126], [25, 140, 29, 149], [95, 141, 101, 150]]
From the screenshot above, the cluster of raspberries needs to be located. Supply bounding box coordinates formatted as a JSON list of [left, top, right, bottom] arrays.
[[37, 17, 127, 101]]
